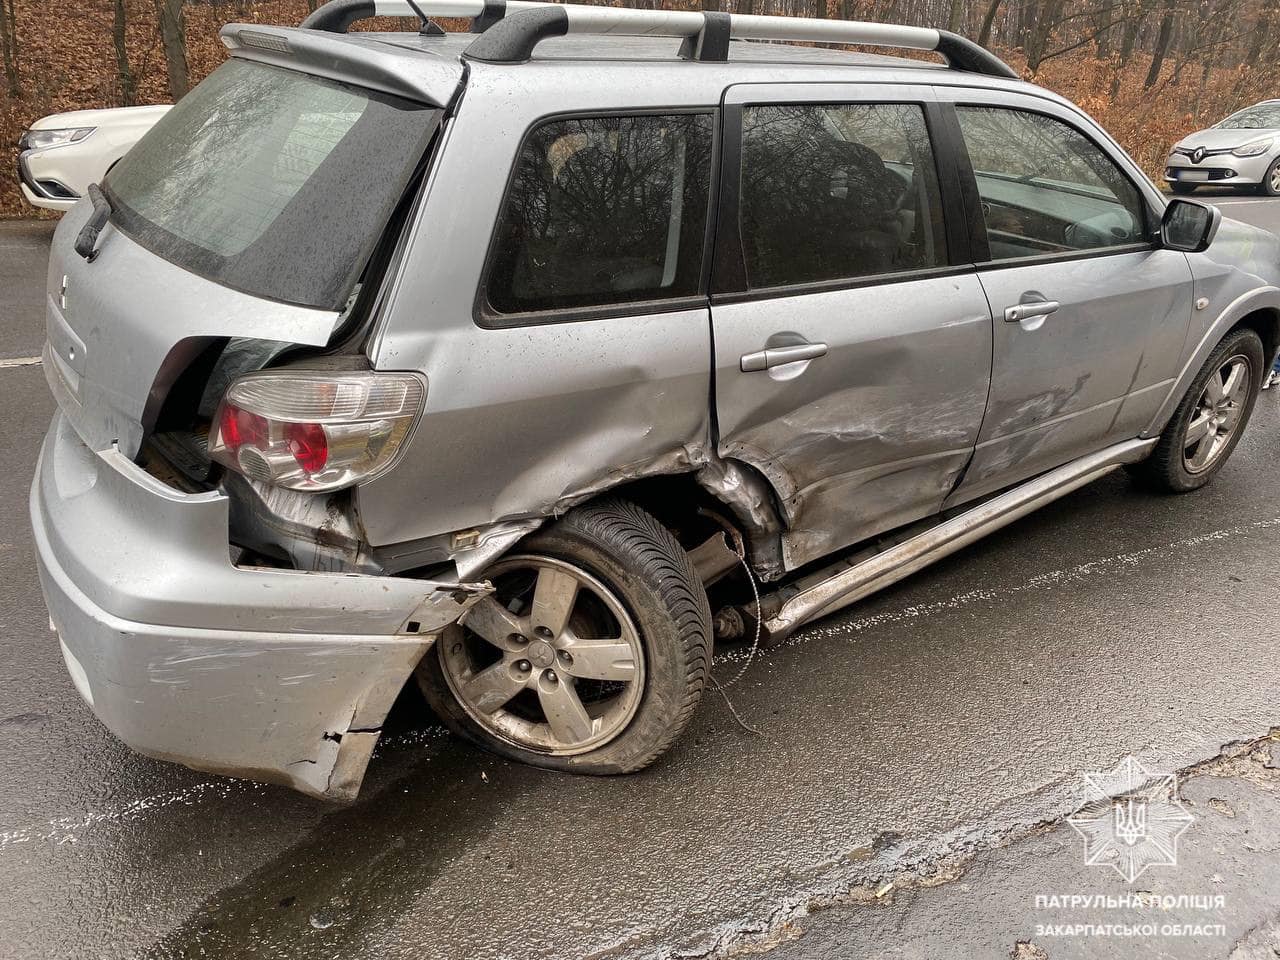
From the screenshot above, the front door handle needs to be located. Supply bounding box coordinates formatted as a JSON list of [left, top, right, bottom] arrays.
[[740, 342, 829, 372], [1004, 300, 1061, 323]]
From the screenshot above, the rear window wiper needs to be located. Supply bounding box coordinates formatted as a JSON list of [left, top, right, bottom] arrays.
[[74, 183, 112, 262]]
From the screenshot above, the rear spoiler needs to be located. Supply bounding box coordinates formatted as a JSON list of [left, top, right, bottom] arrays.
[[219, 21, 463, 105]]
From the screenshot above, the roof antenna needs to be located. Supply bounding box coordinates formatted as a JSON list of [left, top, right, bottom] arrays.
[[403, 0, 444, 36]]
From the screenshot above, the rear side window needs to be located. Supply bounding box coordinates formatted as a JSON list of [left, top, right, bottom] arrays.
[[954, 107, 1148, 261], [739, 102, 947, 289], [485, 113, 714, 316], [104, 59, 438, 311]]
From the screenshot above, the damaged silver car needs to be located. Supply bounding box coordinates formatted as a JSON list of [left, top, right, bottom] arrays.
[[31, 0, 1280, 800]]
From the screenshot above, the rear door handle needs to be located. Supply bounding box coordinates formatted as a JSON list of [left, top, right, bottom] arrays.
[[740, 342, 829, 372], [1004, 300, 1060, 323]]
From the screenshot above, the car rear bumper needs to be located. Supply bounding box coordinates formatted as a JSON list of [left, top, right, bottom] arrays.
[[1164, 152, 1273, 185], [30, 411, 489, 800]]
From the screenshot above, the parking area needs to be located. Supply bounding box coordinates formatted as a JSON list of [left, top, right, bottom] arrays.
[[2, 197, 1279, 959]]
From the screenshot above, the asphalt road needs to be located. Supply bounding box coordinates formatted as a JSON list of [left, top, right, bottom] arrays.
[[2, 196, 1280, 960]]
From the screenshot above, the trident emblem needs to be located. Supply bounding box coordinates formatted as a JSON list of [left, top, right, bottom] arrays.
[[1113, 797, 1147, 846], [1067, 755, 1194, 882]]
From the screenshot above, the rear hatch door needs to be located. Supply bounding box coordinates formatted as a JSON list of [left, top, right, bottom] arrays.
[[46, 37, 450, 457]]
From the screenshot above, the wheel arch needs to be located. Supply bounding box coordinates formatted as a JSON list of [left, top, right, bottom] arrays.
[[1143, 287, 1280, 439], [1232, 307, 1280, 372], [555, 457, 787, 582]]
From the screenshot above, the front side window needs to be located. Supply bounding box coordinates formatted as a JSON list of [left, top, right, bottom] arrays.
[[954, 106, 1148, 262], [485, 113, 714, 316], [738, 102, 947, 289]]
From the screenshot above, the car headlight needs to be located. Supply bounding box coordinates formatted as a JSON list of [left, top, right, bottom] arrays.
[[1232, 137, 1274, 157], [18, 127, 95, 151]]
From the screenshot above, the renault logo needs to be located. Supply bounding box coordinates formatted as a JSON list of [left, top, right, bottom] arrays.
[[1191, 146, 1207, 164]]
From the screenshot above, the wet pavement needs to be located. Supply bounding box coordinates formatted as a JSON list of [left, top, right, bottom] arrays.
[[2, 196, 1280, 959]]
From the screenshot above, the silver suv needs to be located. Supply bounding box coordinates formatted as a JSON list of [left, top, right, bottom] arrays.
[[30, 0, 1280, 800]]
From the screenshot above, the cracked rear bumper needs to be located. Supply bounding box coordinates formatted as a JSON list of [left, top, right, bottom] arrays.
[[30, 412, 488, 800]]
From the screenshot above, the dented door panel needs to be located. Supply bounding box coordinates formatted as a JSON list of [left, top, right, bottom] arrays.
[[713, 276, 993, 569]]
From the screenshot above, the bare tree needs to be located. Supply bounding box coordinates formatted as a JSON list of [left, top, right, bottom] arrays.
[[114, 0, 137, 105], [0, 0, 20, 97], [153, 0, 190, 100], [977, 0, 1004, 47], [1143, 0, 1177, 87]]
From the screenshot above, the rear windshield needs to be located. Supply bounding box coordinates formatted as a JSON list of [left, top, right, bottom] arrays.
[[104, 59, 438, 311]]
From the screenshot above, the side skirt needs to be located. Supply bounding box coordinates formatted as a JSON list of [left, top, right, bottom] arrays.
[[757, 438, 1157, 642]]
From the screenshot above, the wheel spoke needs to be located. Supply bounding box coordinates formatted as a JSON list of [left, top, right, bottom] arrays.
[[462, 597, 526, 651], [560, 636, 638, 681], [1221, 361, 1248, 403], [538, 676, 594, 745], [1184, 411, 1213, 450], [462, 662, 526, 714], [531, 566, 579, 637], [1204, 371, 1225, 405], [1187, 431, 1218, 470]]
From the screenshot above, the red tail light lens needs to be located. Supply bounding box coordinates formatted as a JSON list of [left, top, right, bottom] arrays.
[[208, 371, 425, 492], [218, 405, 269, 452], [284, 421, 329, 474]]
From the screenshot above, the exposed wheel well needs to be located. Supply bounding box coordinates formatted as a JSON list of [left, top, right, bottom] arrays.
[[598, 473, 735, 552], [1233, 309, 1280, 369]]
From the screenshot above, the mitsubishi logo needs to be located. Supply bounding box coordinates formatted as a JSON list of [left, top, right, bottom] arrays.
[[59, 275, 68, 311], [1191, 146, 1207, 164]]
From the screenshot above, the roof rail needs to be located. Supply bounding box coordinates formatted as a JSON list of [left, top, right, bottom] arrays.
[[300, 0, 1019, 79]]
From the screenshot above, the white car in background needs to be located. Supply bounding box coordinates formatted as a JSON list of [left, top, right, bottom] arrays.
[[17, 104, 170, 212]]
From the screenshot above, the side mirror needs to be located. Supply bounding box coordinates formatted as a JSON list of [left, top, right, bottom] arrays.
[[1161, 198, 1222, 253]]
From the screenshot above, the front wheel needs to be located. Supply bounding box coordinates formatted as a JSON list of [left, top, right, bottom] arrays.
[[1129, 328, 1264, 493], [417, 499, 711, 774], [1257, 157, 1280, 197]]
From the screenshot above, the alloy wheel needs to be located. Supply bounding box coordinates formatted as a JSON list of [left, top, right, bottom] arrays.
[[1271, 164, 1280, 194], [1183, 354, 1252, 474], [440, 555, 645, 755]]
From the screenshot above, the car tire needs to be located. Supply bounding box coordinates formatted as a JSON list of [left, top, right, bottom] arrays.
[[1170, 181, 1197, 195], [416, 499, 711, 774], [1259, 157, 1280, 197], [1128, 327, 1264, 493]]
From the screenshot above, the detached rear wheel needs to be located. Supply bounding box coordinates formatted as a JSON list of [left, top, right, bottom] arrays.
[[1129, 328, 1263, 492], [417, 500, 711, 773]]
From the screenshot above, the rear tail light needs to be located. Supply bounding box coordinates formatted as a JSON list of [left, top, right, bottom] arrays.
[[208, 371, 426, 492]]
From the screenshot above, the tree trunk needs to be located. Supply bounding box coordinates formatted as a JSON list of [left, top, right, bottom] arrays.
[[1095, 4, 1113, 59], [947, 0, 964, 33], [977, 0, 1002, 47], [1109, 10, 1144, 97], [1232, 1, 1274, 97], [1143, 0, 1176, 88], [1024, 0, 1055, 74], [153, 0, 189, 100], [113, 0, 136, 106], [0, 0, 20, 98]]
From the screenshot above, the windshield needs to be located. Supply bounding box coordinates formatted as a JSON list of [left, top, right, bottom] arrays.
[[104, 59, 438, 310], [1217, 103, 1280, 130]]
